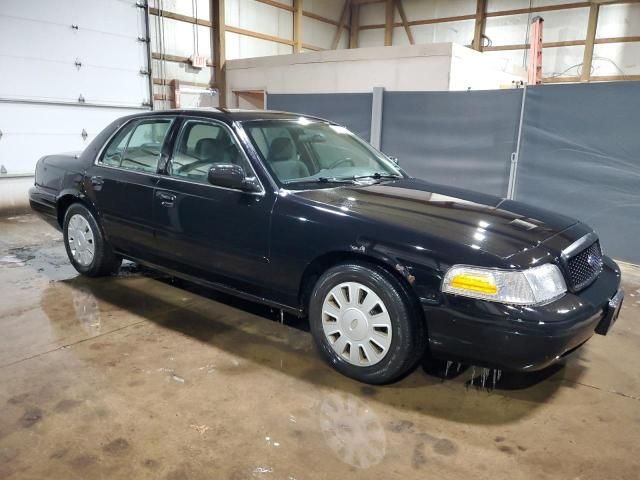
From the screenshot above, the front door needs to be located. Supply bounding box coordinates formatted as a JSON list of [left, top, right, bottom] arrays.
[[152, 118, 275, 296], [85, 116, 174, 258]]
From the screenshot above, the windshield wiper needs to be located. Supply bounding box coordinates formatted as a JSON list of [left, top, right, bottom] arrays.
[[352, 172, 401, 181], [284, 177, 356, 186], [318, 176, 357, 184]]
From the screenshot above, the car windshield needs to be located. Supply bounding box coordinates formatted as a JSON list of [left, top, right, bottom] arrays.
[[241, 119, 403, 186]]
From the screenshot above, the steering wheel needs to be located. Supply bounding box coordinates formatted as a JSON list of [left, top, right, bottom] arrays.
[[327, 158, 355, 170]]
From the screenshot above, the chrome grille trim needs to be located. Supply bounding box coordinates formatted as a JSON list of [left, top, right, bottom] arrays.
[[561, 232, 599, 260]]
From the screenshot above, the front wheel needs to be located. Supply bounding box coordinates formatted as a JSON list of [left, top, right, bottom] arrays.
[[309, 262, 426, 384], [63, 203, 121, 277]]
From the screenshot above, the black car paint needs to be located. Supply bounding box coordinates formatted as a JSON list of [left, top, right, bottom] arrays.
[[29, 109, 622, 372]]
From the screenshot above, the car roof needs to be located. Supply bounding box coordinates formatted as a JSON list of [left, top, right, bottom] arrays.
[[129, 108, 331, 124]]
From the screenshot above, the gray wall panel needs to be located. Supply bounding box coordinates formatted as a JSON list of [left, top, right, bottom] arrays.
[[266, 93, 372, 140], [380, 90, 523, 197], [516, 82, 640, 264]]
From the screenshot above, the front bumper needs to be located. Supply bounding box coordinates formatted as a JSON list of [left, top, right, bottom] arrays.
[[425, 256, 622, 371]]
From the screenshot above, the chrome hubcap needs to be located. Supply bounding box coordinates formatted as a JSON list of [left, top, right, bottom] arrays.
[[321, 281, 392, 367], [67, 214, 95, 266]]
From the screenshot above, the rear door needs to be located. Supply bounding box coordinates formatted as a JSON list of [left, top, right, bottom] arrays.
[[152, 117, 276, 296], [85, 116, 175, 258]]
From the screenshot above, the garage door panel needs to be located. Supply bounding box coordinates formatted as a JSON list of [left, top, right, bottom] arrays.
[[71, 0, 143, 38], [0, 58, 147, 106], [0, 0, 77, 25], [0, 19, 146, 73]]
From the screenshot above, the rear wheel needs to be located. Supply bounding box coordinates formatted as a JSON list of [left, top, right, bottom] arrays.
[[309, 262, 426, 384], [63, 203, 121, 277]]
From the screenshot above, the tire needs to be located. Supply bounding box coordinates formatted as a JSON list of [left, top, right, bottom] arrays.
[[63, 203, 121, 277], [309, 262, 426, 384]]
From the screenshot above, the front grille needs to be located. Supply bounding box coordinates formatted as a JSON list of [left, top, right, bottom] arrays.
[[566, 240, 603, 291]]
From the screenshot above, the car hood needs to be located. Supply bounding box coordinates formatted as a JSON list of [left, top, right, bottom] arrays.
[[290, 178, 578, 259]]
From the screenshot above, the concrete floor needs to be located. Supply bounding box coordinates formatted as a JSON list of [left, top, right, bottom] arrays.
[[1, 214, 639, 480]]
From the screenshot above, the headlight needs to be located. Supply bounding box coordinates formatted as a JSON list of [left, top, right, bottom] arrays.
[[442, 263, 567, 305]]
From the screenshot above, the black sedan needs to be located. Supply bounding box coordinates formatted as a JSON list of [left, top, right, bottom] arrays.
[[29, 109, 624, 384]]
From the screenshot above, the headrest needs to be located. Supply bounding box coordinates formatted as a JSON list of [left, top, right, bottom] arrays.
[[195, 138, 225, 160], [268, 137, 294, 163]]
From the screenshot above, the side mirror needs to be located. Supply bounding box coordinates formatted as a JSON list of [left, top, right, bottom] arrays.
[[207, 164, 261, 192]]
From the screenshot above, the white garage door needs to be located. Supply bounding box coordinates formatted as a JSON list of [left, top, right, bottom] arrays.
[[0, 0, 152, 175]]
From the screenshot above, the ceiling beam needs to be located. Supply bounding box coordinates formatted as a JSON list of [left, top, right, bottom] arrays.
[[396, 0, 414, 45], [331, 0, 352, 49], [293, 0, 302, 52], [349, 3, 360, 48], [225, 25, 294, 46], [582, 2, 600, 81], [384, 0, 394, 46], [473, 0, 486, 51], [360, 13, 476, 30], [254, 0, 293, 11]]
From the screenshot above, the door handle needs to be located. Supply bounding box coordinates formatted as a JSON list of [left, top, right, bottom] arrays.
[[90, 176, 104, 190], [156, 191, 176, 207]]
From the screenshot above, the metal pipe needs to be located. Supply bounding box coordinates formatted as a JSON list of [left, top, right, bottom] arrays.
[[142, 1, 155, 109], [507, 83, 527, 200]]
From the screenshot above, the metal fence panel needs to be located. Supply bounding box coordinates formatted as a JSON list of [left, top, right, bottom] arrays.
[[516, 82, 640, 264], [380, 90, 523, 197]]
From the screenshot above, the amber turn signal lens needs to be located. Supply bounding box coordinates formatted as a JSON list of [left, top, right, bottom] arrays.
[[450, 273, 498, 295]]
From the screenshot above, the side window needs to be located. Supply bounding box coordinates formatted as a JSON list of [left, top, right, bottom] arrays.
[[102, 123, 135, 167], [100, 119, 172, 173], [168, 120, 247, 183]]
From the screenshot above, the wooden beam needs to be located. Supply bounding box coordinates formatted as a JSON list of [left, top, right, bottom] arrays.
[[396, 0, 414, 45], [225, 25, 295, 46], [331, 0, 351, 50], [360, 13, 476, 30], [293, 0, 302, 52], [384, 0, 394, 46], [212, 0, 226, 108], [582, 2, 600, 81], [483, 35, 640, 52], [486, 2, 591, 17], [254, 0, 293, 12], [590, 74, 640, 81], [595, 35, 640, 44], [302, 43, 324, 51], [473, 0, 486, 51], [153, 93, 175, 102], [349, 3, 360, 48], [303, 11, 348, 28], [544, 74, 640, 83], [483, 39, 585, 51]]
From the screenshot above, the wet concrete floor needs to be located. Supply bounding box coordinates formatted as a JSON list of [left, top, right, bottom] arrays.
[[0, 214, 639, 479]]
